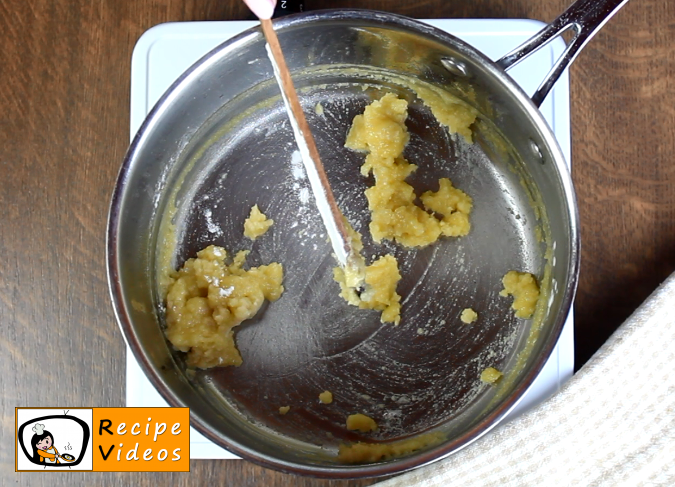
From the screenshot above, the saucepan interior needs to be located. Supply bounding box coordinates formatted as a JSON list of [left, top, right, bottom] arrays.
[[108, 10, 578, 478]]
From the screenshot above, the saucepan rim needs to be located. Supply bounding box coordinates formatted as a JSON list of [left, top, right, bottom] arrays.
[[107, 8, 580, 478]]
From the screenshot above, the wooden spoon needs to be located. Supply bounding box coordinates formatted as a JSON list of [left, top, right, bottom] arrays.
[[260, 18, 357, 269]]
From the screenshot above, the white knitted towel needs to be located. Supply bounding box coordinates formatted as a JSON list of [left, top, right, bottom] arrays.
[[376, 273, 675, 487]]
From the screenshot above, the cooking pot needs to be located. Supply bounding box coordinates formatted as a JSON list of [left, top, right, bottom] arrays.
[[108, 0, 627, 478]]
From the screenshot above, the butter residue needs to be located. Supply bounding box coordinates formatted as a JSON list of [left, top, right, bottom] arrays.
[[165, 245, 284, 369], [421, 178, 472, 238], [413, 84, 477, 143], [346, 413, 378, 433], [500, 271, 540, 319], [243, 204, 273, 240], [334, 254, 402, 325], [480, 367, 503, 384], [333, 222, 402, 325], [319, 391, 333, 404], [338, 432, 445, 464], [460, 308, 478, 324], [345, 93, 473, 247], [334, 93, 473, 325]]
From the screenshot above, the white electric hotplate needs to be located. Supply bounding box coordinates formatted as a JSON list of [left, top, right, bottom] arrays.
[[126, 19, 574, 459]]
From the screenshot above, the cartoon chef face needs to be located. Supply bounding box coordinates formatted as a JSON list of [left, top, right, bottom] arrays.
[[36, 436, 52, 450]]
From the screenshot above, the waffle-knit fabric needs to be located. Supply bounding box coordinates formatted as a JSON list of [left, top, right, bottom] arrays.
[[376, 273, 675, 487]]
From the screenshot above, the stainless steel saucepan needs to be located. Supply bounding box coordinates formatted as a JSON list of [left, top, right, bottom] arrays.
[[108, 0, 628, 478]]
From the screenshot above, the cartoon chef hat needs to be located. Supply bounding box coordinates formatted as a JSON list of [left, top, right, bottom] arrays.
[[32, 423, 45, 435]]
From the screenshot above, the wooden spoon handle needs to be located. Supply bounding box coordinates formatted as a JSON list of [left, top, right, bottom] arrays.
[[260, 18, 352, 261]]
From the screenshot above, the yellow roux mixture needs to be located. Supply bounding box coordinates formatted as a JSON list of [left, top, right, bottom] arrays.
[[333, 93, 475, 325], [346, 413, 378, 433], [338, 432, 446, 464], [500, 270, 540, 319], [460, 308, 478, 324], [164, 245, 284, 369], [333, 223, 403, 325], [243, 204, 274, 240], [345, 93, 473, 247], [480, 366, 503, 384], [158, 86, 547, 464], [319, 391, 334, 404]]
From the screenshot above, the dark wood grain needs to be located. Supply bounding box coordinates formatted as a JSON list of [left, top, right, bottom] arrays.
[[1, 0, 672, 485]]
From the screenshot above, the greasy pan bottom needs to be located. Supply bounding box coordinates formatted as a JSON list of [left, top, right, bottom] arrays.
[[156, 71, 548, 455], [109, 9, 578, 477]]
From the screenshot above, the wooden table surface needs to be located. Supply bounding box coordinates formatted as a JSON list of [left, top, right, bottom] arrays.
[[2, 0, 672, 485]]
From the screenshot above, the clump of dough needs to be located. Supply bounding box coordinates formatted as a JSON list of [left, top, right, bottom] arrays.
[[319, 391, 333, 404], [333, 222, 402, 325], [279, 406, 290, 415], [346, 413, 378, 433], [243, 204, 273, 240], [346, 94, 434, 247], [334, 255, 402, 325], [335, 93, 473, 325], [165, 245, 284, 369], [345, 93, 472, 247], [480, 367, 503, 384], [500, 271, 540, 319], [460, 308, 478, 324], [337, 432, 445, 464], [420, 178, 472, 237]]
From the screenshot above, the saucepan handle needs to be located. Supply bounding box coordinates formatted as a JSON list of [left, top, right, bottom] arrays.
[[496, 0, 630, 107]]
